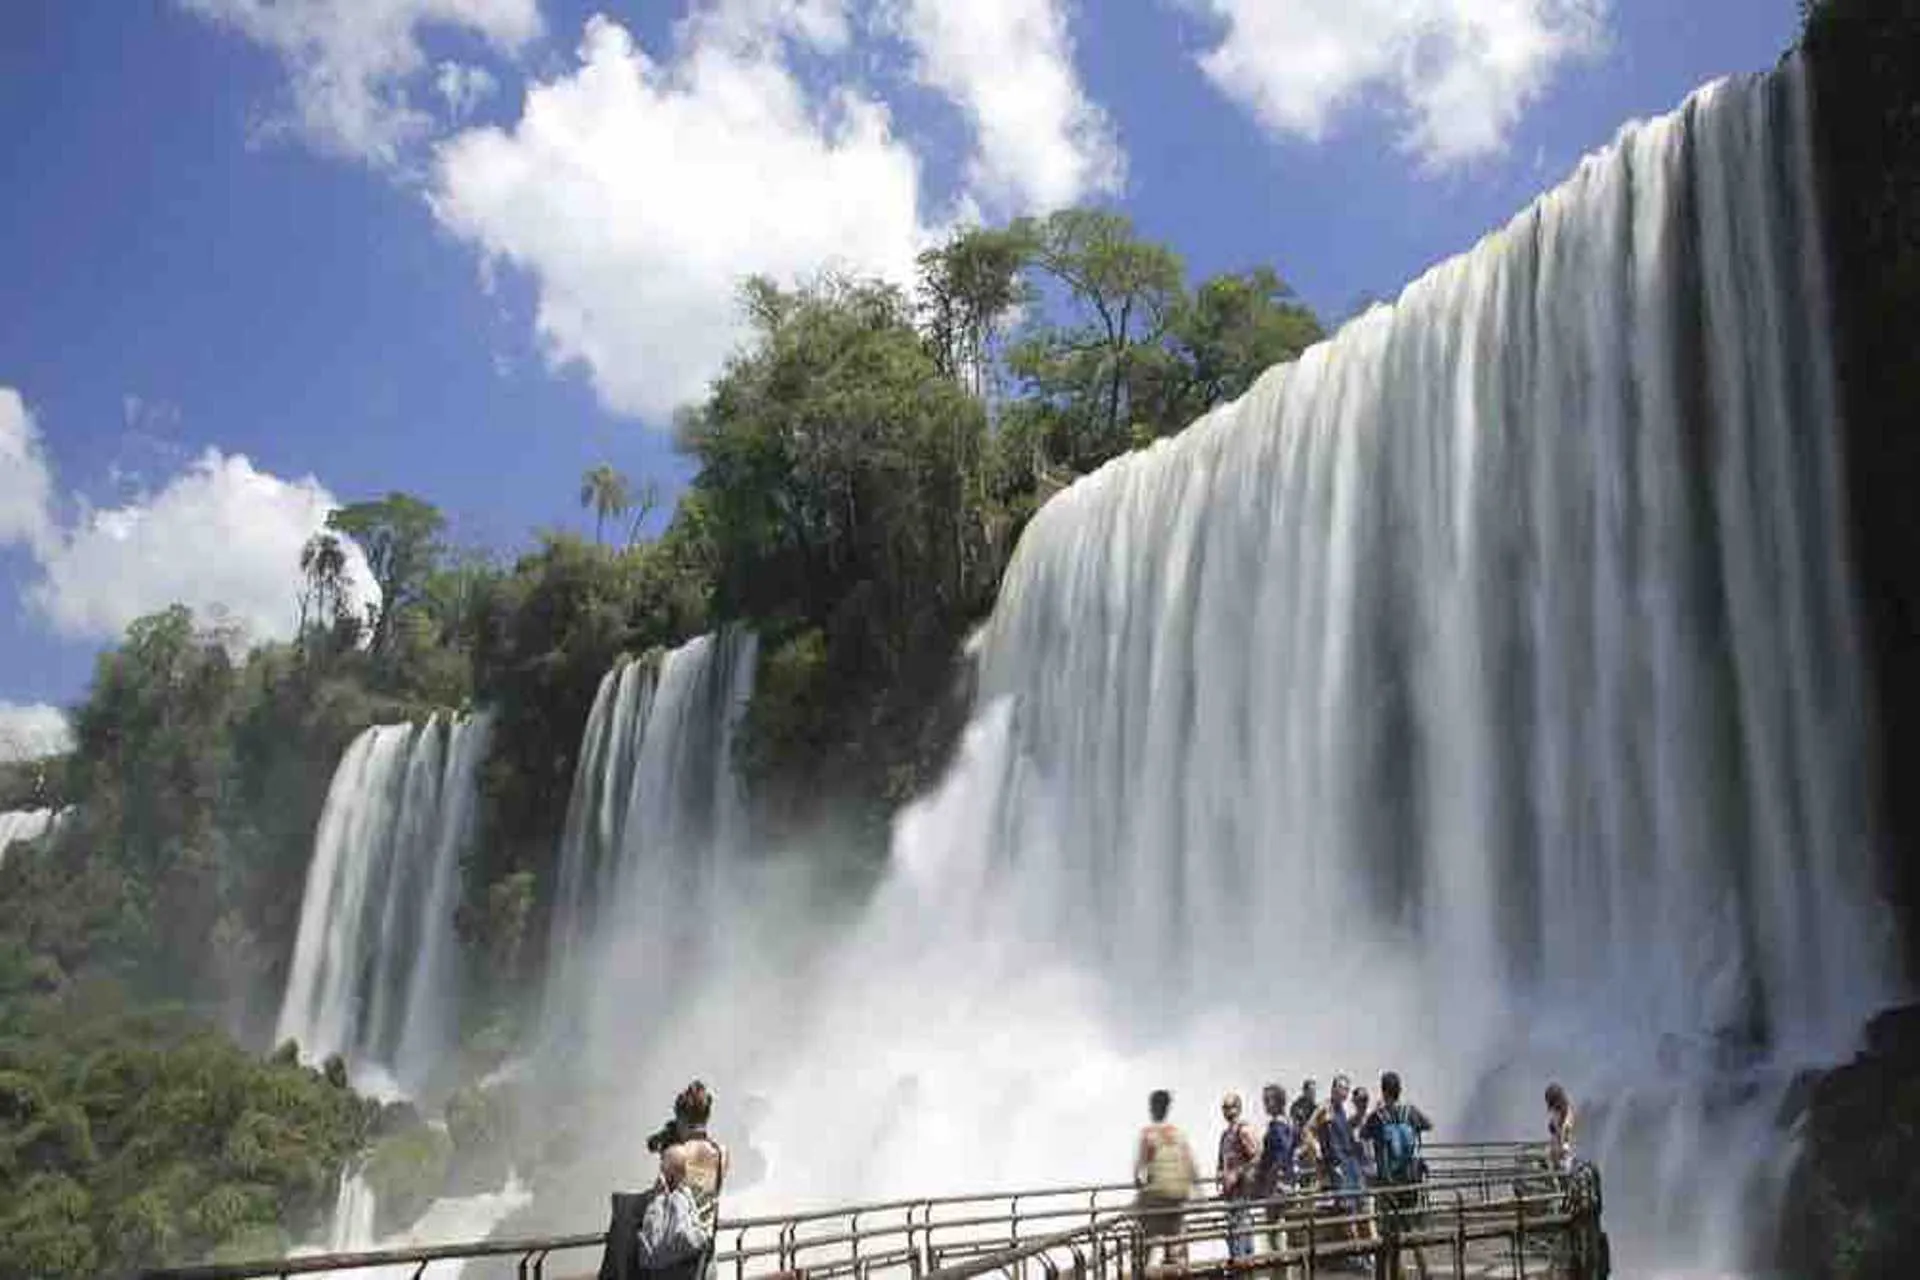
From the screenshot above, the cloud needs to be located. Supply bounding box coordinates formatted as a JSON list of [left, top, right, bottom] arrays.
[[28, 450, 377, 646], [0, 703, 74, 763], [0, 389, 56, 555], [435, 61, 499, 121], [179, 0, 542, 165], [430, 12, 935, 421], [1190, 0, 1607, 168], [889, 0, 1122, 212]]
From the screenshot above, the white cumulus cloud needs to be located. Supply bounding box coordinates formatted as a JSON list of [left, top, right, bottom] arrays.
[[180, 0, 542, 165], [430, 12, 935, 422], [29, 449, 376, 646], [1191, 0, 1608, 169], [0, 388, 56, 555], [0, 703, 74, 763], [890, 0, 1122, 212]]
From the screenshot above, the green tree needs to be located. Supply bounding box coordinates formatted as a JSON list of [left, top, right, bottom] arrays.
[[577, 464, 632, 546], [1132, 266, 1325, 437], [916, 225, 1033, 404], [677, 273, 991, 825], [1006, 209, 1184, 471], [325, 494, 446, 657]]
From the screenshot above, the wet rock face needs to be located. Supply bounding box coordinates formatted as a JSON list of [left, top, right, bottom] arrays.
[[1776, 1004, 1920, 1278], [1805, 0, 1920, 978]]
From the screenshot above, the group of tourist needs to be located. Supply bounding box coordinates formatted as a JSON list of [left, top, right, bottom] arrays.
[[601, 1073, 1582, 1279], [1134, 1072, 1578, 1272]]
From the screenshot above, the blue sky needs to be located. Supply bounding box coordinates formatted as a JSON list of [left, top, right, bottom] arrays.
[[0, 0, 1801, 751]]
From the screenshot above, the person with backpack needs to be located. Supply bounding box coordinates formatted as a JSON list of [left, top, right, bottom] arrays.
[[637, 1145, 713, 1275], [1216, 1091, 1263, 1261], [664, 1081, 727, 1277], [1256, 1084, 1300, 1259], [1135, 1089, 1199, 1266], [1359, 1072, 1433, 1278]]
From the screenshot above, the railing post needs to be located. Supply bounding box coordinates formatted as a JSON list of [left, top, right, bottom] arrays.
[[1452, 1189, 1465, 1280], [1515, 1184, 1528, 1280]]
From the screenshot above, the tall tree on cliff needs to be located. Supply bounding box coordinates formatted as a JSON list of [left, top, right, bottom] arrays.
[[325, 493, 445, 658]]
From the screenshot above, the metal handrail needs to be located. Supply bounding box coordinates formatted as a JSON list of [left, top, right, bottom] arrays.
[[137, 1144, 1568, 1280]]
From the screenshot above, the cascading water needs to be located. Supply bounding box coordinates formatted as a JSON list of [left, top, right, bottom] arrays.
[[297, 1165, 532, 1280], [276, 714, 492, 1100], [538, 629, 758, 1079], [681, 58, 1895, 1274], [0, 807, 60, 864]]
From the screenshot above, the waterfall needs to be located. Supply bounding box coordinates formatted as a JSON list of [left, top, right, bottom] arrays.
[[720, 58, 1893, 1272], [0, 807, 60, 865], [539, 629, 757, 1071], [276, 714, 492, 1100], [298, 1166, 531, 1280]]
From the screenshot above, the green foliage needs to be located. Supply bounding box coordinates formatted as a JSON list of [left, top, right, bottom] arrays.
[[676, 274, 995, 829], [327, 492, 448, 658], [0, 982, 374, 1279]]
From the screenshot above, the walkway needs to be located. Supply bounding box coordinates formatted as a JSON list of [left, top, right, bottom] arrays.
[[137, 1143, 1607, 1280]]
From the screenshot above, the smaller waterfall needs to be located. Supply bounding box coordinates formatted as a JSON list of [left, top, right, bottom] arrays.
[[299, 1167, 531, 1280], [276, 714, 492, 1099], [539, 629, 757, 1064], [0, 807, 60, 864]]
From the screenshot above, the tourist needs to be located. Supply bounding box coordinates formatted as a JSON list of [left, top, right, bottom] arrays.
[[1359, 1071, 1433, 1278], [636, 1145, 712, 1272], [1135, 1089, 1199, 1266], [1257, 1084, 1300, 1258], [1311, 1075, 1368, 1256], [1217, 1090, 1262, 1261], [1290, 1078, 1319, 1130], [1545, 1083, 1577, 1175], [665, 1081, 729, 1247], [1350, 1086, 1376, 1182]]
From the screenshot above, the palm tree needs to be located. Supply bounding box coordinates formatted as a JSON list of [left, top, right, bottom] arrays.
[[579, 464, 632, 545]]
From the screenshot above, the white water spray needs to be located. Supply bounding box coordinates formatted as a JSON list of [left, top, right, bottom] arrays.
[[276, 714, 492, 1100]]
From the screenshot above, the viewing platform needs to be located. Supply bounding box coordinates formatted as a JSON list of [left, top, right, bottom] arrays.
[[138, 1143, 1609, 1280]]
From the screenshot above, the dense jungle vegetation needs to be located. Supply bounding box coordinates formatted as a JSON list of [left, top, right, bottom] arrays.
[[0, 210, 1322, 1276]]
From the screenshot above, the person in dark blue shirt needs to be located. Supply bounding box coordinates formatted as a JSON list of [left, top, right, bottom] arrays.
[[1256, 1084, 1300, 1258]]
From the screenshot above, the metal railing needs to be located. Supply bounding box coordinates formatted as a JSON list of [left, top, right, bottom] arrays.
[[138, 1143, 1604, 1280]]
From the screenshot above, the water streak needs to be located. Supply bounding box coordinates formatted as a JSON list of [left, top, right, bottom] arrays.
[[539, 630, 758, 1074], [276, 715, 492, 1099]]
